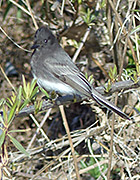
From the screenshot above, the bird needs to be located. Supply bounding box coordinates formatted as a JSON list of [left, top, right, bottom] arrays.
[[30, 26, 130, 120]]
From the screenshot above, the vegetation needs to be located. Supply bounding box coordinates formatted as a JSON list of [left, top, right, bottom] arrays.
[[0, 0, 140, 179]]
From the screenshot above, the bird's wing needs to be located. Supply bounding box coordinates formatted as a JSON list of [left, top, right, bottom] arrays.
[[44, 55, 93, 97], [43, 54, 131, 120]]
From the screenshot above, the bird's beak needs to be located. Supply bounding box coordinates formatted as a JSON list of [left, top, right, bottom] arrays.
[[31, 43, 40, 49]]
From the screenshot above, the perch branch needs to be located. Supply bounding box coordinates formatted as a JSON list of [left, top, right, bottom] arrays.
[[16, 78, 140, 117]]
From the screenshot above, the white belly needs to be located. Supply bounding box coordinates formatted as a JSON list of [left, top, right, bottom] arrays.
[[36, 78, 76, 95]]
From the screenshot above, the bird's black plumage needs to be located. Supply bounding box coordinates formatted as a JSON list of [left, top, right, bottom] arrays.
[[30, 26, 130, 120]]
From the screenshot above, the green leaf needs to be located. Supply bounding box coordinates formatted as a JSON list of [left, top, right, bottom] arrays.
[[0, 98, 5, 107], [30, 79, 37, 93], [6, 97, 13, 108], [3, 1, 12, 20], [11, 91, 17, 104], [2, 105, 7, 123], [40, 88, 50, 98], [34, 100, 43, 114], [9, 128, 30, 133], [8, 100, 17, 124], [26, 82, 30, 98], [39, 100, 43, 110], [0, 130, 5, 148], [22, 75, 27, 94], [108, 65, 117, 82], [104, 79, 111, 93], [78, 0, 82, 4], [81, 8, 95, 26], [17, 8, 22, 19], [88, 74, 94, 85], [84, 72, 88, 80], [8, 134, 29, 156], [80, 157, 107, 178], [72, 39, 79, 49], [16, 85, 22, 112], [22, 76, 38, 100], [0, 114, 4, 124], [17, 85, 22, 101], [19, 99, 30, 111], [30, 86, 39, 100], [130, 25, 140, 35]]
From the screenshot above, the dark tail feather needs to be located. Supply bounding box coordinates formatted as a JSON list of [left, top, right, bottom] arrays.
[[91, 90, 130, 120]]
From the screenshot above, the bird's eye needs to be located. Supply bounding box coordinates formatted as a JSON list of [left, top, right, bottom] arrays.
[[44, 39, 48, 43]]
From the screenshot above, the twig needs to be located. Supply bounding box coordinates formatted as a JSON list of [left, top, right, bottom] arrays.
[[27, 108, 52, 150], [9, 0, 32, 16], [118, 35, 129, 80], [51, 0, 61, 11], [60, 0, 65, 16], [9, 0, 47, 26], [72, 160, 108, 178], [125, 159, 132, 179], [91, 57, 109, 78], [25, 0, 38, 30], [16, 77, 140, 117], [87, 138, 107, 179], [107, 95, 118, 179], [133, 14, 140, 64], [107, 0, 138, 67], [59, 105, 81, 180], [0, 27, 31, 52], [0, 65, 17, 94], [72, 27, 91, 63]]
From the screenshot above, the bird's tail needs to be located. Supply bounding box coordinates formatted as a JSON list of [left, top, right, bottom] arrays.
[[91, 89, 130, 120]]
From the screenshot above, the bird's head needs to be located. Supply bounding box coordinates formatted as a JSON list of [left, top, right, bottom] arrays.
[[31, 26, 56, 50]]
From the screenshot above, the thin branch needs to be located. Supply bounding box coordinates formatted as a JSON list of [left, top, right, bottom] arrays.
[[0, 27, 31, 52], [0, 65, 17, 94], [92, 57, 110, 78], [59, 105, 81, 180], [72, 27, 91, 63], [107, 94, 118, 179], [60, 0, 65, 16], [25, 0, 38, 30], [16, 78, 140, 117], [9, 0, 47, 26], [27, 108, 52, 150], [107, 0, 138, 67]]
